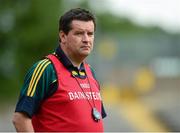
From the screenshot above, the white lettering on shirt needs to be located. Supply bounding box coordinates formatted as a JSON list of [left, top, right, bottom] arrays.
[[80, 83, 90, 89], [68, 91, 102, 101]]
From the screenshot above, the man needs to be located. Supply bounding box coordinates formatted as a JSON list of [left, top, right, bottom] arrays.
[[12, 8, 106, 132]]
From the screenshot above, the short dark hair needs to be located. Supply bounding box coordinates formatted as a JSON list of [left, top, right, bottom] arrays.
[[59, 8, 96, 34]]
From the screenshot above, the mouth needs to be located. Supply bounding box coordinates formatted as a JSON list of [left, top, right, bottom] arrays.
[[81, 45, 91, 50]]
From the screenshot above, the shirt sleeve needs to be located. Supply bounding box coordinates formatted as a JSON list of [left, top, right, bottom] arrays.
[[102, 102, 107, 118], [15, 58, 57, 118]]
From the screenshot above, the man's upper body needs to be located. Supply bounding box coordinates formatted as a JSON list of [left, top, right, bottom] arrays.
[[12, 8, 106, 132]]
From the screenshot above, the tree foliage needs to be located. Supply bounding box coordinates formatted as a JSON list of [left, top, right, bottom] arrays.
[[0, 0, 62, 100]]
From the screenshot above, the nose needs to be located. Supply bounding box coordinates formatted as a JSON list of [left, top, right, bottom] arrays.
[[82, 33, 90, 42]]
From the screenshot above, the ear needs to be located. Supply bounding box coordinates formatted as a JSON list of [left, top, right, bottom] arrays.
[[59, 31, 67, 44]]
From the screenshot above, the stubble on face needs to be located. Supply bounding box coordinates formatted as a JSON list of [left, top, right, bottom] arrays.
[[60, 20, 95, 67], [66, 20, 95, 58]]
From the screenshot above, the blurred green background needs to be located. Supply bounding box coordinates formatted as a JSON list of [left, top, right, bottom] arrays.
[[0, 0, 180, 132]]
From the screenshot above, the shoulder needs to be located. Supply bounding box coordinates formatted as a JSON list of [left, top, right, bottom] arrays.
[[26, 59, 54, 80], [85, 63, 97, 80], [30, 58, 55, 76], [24, 58, 56, 97], [15, 58, 57, 117], [33, 58, 52, 71]]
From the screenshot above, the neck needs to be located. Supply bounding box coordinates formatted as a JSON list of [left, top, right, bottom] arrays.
[[61, 46, 85, 69], [68, 55, 85, 69], [70, 59, 82, 69]]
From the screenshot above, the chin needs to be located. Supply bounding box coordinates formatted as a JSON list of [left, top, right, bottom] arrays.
[[81, 50, 91, 56], [80, 51, 90, 57]]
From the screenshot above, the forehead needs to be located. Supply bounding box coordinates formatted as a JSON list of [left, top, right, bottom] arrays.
[[71, 20, 94, 31]]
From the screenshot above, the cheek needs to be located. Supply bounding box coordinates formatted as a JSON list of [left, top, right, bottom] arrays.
[[90, 38, 94, 46], [67, 36, 80, 43], [66, 37, 80, 49], [90, 36, 94, 43], [91, 43, 94, 50]]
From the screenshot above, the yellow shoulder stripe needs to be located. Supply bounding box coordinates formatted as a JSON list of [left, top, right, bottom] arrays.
[[27, 59, 51, 97], [27, 59, 48, 96], [52, 79, 57, 83], [30, 61, 51, 97]]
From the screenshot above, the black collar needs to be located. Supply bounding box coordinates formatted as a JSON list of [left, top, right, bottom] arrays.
[[55, 45, 85, 72]]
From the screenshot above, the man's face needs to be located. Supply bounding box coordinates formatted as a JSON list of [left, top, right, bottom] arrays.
[[60, 20, 94, 59]]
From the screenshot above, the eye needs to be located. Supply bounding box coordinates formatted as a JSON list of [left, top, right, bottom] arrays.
[[88, 32, 94, 36], [75, 31, 84, 35]]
